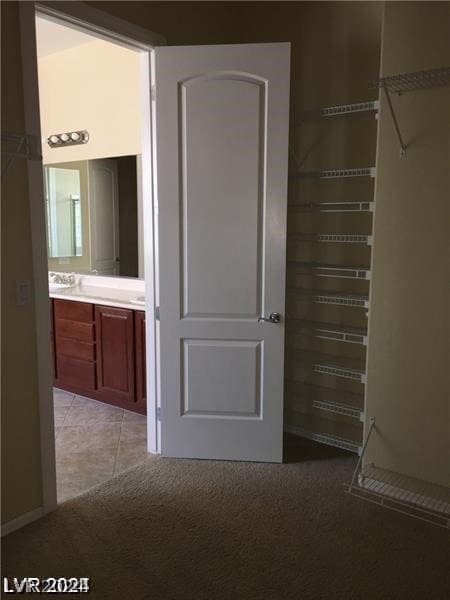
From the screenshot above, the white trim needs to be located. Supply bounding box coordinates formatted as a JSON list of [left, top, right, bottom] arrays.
[[36, 1, 166, 50], [140, 51, 159, 454], [19, 1, 58, 517], [1, 507, 44, 537], [15, 0, 162, 529], [150, 50, 162, 452]]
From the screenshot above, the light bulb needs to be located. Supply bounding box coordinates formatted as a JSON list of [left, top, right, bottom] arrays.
[[49, 135, 59, 144], [60, 133, 70, 142], [70, 132, 80, 141]]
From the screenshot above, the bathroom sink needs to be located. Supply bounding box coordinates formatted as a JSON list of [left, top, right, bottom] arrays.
[[49, 282, 76, 292]]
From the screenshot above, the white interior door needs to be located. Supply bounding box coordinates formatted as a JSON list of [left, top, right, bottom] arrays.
[[153, 43, 290, 462], [88, 158, 119, 275]]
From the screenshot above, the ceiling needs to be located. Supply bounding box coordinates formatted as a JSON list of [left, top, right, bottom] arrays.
[[35, 16, 98, 58]]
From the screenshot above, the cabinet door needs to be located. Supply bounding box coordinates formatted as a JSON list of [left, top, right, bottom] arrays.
[[50, 299, 56, 380], [135, 311, 147, 413], [95, 305, 135, 406], [54, 299, 96, 394]]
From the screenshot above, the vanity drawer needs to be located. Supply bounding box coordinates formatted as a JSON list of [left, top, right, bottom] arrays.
[[56, 337, 95, 362], [54, 299, 94, 323], [54, 318, 94, 343], [56, 355, 96, 391]]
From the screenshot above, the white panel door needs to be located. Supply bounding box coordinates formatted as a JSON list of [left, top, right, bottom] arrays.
[[88, 159, 119, 275], [153, 43, 290, 462]]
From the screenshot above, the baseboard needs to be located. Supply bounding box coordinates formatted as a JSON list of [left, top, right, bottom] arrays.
[[1, 507, 44, 537]]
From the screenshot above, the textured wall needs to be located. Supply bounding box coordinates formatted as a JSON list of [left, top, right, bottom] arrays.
[[365, 2, 450, 486], [1, 1, 43, 524]]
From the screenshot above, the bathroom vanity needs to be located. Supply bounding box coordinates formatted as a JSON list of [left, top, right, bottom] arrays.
[[49, 275, 147, 414]]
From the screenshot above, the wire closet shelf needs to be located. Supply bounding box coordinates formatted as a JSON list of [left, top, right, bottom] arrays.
[[1, 131, 42, 176], [347, 420, 450, 528], [370, 66, 450, 157], [371, 66, 450, 95]]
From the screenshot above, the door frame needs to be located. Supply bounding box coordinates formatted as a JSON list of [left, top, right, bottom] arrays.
[[19, 0, 165, 517]]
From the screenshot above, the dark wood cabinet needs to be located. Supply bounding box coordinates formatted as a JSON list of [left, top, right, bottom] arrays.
[[54, 299, 96, 394], [135, 311, 146, 411], [52, 298, 146, 414], [50, 299, 57, 380], [95, 305, 135, 407]]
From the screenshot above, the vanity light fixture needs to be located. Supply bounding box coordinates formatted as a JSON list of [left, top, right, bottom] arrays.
[[47, 130, 89, 148]]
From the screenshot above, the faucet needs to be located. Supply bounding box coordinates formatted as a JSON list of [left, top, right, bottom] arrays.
[[49, 272, 76, 286]]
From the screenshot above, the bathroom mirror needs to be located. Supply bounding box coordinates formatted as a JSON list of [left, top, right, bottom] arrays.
[[44, 156, 141, 278], [44, 166, 83, 258]]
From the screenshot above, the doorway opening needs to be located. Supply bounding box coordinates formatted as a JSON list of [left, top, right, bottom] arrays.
[[25, 1, 290, 523], [33, 8, 158, 504]]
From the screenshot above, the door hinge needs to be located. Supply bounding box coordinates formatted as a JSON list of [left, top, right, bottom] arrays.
[[155, 306, 160, 321], [156, 406, 161, 422], [151, 85, 156, 101]]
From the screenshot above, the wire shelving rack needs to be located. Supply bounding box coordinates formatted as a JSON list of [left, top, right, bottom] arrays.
[[286, 288, 370, 309], [288, 201, 374, 213], [347, 420, 450, 528]]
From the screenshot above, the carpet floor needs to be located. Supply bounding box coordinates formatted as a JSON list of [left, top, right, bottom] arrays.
[[3, 436, 450, 600]]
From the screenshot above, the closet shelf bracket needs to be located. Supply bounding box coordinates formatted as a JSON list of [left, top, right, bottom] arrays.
[[1, 131, 42, 176], [1, 131, 42, 160], [383, 85, 407, 158], [371, 66, 450, 159]]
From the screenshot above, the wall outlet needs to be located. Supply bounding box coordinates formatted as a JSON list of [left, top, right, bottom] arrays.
[[16, 280, 32, 306]]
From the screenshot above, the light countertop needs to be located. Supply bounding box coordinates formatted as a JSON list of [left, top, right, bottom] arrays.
[[49, 274, 146, 311]]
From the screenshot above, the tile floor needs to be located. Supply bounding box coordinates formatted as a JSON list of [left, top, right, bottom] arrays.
[[54, 388, 148, 503]]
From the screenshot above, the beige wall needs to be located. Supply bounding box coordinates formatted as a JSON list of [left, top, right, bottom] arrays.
[[38, 39, 141, 164], [1, 1, 43, 524], [365, 2, 450, 486]]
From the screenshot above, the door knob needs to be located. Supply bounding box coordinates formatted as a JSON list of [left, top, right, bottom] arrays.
[[258, 312, 281, 324]]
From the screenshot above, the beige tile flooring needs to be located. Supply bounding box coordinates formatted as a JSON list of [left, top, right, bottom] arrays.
[[54, 388, 148, 503]]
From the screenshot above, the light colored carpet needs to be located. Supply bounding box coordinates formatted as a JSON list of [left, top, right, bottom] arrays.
[[3, 436, 450, 600]]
